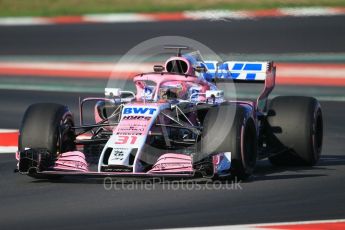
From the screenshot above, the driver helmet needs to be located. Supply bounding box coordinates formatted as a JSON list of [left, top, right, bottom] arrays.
[[159, 81, 188, 100]]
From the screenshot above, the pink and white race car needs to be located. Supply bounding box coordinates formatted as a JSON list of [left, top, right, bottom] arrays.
[[16, 47, 323, 180]]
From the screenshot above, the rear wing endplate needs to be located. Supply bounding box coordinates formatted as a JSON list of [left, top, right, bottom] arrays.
[[202, 61, 276, 113]]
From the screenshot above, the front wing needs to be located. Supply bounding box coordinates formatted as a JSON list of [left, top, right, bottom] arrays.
[[16, 148, 231, 180]]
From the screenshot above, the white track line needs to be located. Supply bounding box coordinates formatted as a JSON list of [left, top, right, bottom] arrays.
[[0, 7, 344, 26], [163, 218, 345, 230], [0, 129, 17, 133], [184, 10, 252, 20], [0, 147, 17, 153], [279, 7, 343, 17], [83, 13, 154, 23], [0, 17, 51, 26]]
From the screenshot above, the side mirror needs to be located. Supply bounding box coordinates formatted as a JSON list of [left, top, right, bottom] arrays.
[[153, 65, 165, 72], [194, 66, 207, 73], [206, 90, 224, 99], [105, 88, 135, 103], [105, 88, 121, 97]]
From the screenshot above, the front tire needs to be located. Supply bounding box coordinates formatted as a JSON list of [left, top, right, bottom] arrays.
[[200, 104, 257, 179], [19, 103, 76, 159]]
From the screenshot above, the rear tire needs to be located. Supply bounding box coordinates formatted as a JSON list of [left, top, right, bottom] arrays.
[[200, 104, 257, 179], [267, 96, 323, 166], [19, 103, 76, 158]]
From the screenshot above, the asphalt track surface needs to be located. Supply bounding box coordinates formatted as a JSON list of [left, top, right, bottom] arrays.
[[0, 16, 345, 55], [0, 16, 345, 229], [0, 90, 345, 229]]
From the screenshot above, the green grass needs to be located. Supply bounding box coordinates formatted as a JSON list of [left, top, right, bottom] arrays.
[[0, 0, 345, 17]]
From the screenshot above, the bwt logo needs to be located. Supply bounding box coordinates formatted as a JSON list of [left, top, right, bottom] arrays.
[[123, 107, 157, 115]]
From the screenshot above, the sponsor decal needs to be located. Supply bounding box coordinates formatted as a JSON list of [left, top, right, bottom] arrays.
[[56, 160, 88, 169], [188, 86, 202, 101], [123, 107, 157, 115], [109, 148, 130, 161], [116, 116, 151, 136], [143, 86, 155, 100], [153, 163, 191, 170], [116, 125, 145, 135], [114, 150, 124, 155], [117, 127, 145, 132], [122, 115, 151, 121], [144, 87, 153, 94], [101, 166, 132, 172], [116, 132, 142, 136], [124, 123, 146, 127], [213, 152, 231, 174], [190, 88, 200, 99]]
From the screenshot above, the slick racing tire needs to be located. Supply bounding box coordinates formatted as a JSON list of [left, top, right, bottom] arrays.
[[200, 104, 257, 180], [267, 96, 323, 166], [19, 103, 76, 158]]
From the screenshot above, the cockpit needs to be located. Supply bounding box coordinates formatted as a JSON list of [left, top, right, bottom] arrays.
[[132, 48, 224, 102], [137, 79, 204, 102]]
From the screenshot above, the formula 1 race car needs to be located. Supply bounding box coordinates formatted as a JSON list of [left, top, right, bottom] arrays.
[[16, 46, 323, 180]]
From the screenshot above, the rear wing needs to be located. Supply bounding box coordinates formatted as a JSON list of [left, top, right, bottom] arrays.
[[202, 61, 276, 113], [202, 61, 274, 82]]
